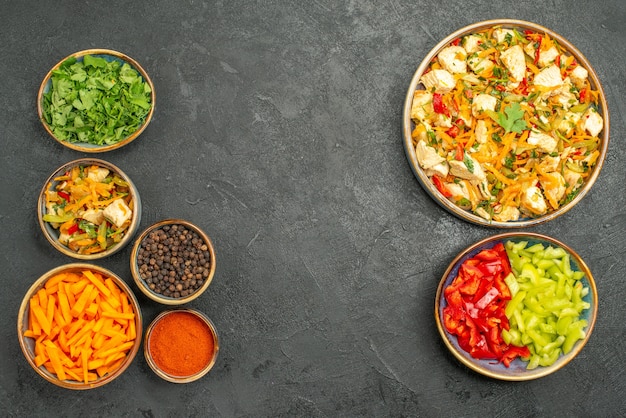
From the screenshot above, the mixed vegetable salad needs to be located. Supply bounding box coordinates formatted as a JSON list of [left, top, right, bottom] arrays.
[[411, 26, 603, 221], [43, 164, 135, 255], [441, 240, 590, 369], [41, 54, 152, 146]]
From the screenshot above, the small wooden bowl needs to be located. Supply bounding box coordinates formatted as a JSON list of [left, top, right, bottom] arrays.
[[130, 219, 216, 305], [37, 49, 155, 153], [435, 232, 597, 381], [17, 263, 143, 389], [38, 158, 141, 260], [144, 309, 219, 383]]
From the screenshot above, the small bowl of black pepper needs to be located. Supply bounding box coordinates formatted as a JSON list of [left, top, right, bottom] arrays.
[[130, 219, 216, 305]]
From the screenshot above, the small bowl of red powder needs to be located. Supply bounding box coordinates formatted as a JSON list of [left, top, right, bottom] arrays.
[[144, 309, 219, 383]]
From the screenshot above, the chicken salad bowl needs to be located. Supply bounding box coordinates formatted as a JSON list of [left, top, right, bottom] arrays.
[[402, 19, 609, 227]]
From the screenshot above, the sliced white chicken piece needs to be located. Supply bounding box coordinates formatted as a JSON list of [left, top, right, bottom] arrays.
[[493, 205, 521, 222], [467, 55, 494, 76], [420, 69, 456, 93], [527, 130, 558, 154], [570, 65, 589, 89], [411, 90, 433, 122], [537, 46, 559, 67], [448, 156, 486, 182], [471, 93, 497, 118], [533, 65, 563, 88], [521, 185, 548, 215], [415, 140, 445, 170], [438, 46, 467, 74], [580, 108, 603, 137], [493, 28, 515, 44], [500, 44, 526, 82], [463, 35, 483, 54]]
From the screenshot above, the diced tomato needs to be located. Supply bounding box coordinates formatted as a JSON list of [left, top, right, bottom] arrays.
[[451, 38, 461, 46], [58, 191, 71, 201]]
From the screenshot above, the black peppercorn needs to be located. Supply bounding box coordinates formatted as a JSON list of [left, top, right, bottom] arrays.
[[136, 224, 212, 298]]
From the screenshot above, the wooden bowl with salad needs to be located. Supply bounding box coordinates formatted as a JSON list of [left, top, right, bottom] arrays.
[[402, 20, 609, 227], [17, 263, 143, 389], [434, 232, 597, 381], [37, 49, 155, 153], [38, 158, 141, 260]]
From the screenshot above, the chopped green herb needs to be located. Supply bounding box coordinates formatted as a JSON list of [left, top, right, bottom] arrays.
[[463, 154, 475, 173], [41, 54, 152, 146], [496, 102, 528, 134]]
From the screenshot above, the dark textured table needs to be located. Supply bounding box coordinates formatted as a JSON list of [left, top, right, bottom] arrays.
[[2, 1, 625, 416]]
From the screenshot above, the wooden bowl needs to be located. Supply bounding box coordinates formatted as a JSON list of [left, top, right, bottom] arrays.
[[38, 49, 155, 152], [130, 219, 216, 305], [38, 158, 141, 260], [402, 20, 609, 227], [144, 309, 219, 383], [435, 232, 597, 380], [17, 263, 143, 389]]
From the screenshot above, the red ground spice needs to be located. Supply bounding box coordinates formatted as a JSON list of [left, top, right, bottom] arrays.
[[148, 311, 215, 376]]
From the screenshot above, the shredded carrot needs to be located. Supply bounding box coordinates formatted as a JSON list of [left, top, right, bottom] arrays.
[[22, 270, 137, 384]]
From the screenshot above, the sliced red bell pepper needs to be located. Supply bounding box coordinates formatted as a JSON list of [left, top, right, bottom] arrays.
[[432, 175, 453, 198], [67, 223, 81, 235], [534, 37, 542, 64], [441, 243, 528, 367], [447, 126, 460, 139], [500, 345, 531, 367], [432, 93, 450, 116], [454, 141, 464, 159], [58, 191, 71, 201]]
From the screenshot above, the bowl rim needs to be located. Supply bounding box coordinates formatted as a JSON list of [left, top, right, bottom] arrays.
[[37, 48, 155, 153], [17, 262, 143, 390], [402, 19, 610, 228], [143, 308, 220, 383], [434, 232, 598, 381], [37, 157, 141, 260], [130, 218, 216, 305]]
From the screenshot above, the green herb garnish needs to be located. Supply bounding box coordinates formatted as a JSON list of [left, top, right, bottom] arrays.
[[463, 154, 475, 173], [495, 102, 528, 134], [41, 54, 152, 146]]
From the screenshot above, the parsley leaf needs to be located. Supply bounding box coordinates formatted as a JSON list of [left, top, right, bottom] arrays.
[[497, 102, 528, 133]]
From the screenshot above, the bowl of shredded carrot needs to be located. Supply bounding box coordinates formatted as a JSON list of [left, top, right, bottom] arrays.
[[403, 19, 609, 227], [38, 158, 141, 260], [17, 263, 143, 389]]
